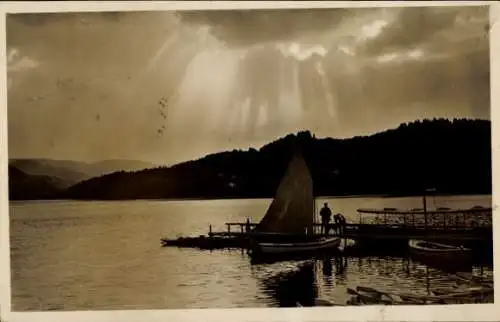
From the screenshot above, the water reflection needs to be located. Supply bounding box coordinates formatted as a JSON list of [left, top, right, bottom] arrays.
[[321, 256, 333, 286], [255, 260, 318, 307], [321, 256, 348, 287], [10, 198, 493, 310], [252, 255, 492, 307], [335, 256, 348, 283]]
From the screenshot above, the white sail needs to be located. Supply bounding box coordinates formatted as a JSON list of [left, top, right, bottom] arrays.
[[254, 151, 314, 235]]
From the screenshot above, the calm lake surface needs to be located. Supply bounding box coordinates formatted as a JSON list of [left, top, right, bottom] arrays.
[[10, 195, 493, 311]]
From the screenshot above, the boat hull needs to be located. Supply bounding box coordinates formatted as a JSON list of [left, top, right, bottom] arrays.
[[249, 236, 341, 261], [408, 239, 473, 271]]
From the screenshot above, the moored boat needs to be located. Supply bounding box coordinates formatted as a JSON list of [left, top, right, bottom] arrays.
[[252, 236, 341, 255], [408, 239, 472, 270], [247, 150, 341, 259]]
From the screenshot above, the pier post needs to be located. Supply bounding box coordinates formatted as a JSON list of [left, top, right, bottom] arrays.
[[209, 224, 213, 237], [423, 195, 427, 229]]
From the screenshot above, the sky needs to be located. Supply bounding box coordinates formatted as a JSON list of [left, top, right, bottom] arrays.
[[6, 5, 491, 165]]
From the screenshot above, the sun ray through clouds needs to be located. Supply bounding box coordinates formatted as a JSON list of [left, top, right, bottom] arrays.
[[288, 59, 304, 128], [6, 6, 490, 165], [147, 6, 490, 157], [145, 9, 415, 150], [316, 61, 336, 119], [147, 30, 181, 72], [225, 68, 248, 138]]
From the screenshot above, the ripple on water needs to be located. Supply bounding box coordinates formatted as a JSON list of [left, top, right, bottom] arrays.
[[9, 197, 493, 310]]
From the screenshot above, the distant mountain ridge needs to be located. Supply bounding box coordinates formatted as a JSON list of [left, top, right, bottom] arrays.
[[8, 118, 492, 201], [9, 158, 157, 188], [8, 166, 61, 200]]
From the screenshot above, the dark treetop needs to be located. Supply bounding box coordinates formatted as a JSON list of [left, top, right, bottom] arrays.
[[8, 118, 492, 201]]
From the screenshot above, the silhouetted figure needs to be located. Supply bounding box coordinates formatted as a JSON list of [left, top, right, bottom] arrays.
[[320, 203, 332, 234], [333, 213, 340, 235], [245, 218, 251, 232], [334, 213, 347, 236]]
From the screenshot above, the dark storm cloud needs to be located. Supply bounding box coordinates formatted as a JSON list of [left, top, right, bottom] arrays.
[[7, 11, 133, 26], [360, 6, 490, 55], [176, 8, 353, 47], [6, 5, 491, 164], [324, 45, 490, 137], [177, 6, 491, 56]]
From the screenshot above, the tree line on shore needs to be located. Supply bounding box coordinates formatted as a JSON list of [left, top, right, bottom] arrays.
[[8, 118, 492, 201]]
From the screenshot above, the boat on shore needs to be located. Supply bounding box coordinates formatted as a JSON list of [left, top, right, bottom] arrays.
[[247, 150, 341, 260], [408, 239, 472, 270]]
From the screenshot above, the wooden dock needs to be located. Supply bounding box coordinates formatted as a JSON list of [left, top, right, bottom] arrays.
[[212, 221, 491, 240], [342, 224, 492, 242], [161, 222, 492, 250], [161, 206, 493, 253]]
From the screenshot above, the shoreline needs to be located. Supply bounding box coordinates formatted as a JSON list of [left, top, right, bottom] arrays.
[[8, 193, 493, 203]]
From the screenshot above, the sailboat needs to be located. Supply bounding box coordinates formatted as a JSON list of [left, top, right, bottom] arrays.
[[247, 150, 341, 258]]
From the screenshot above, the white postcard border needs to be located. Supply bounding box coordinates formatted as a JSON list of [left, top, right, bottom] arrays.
[[0, 1, 498, 322]]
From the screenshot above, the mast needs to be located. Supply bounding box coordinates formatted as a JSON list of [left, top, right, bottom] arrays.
[[313, 194, 316, 235], [311, 155, 316, 236], [423, 188, 436, 230], [423, 191, 427, 229]]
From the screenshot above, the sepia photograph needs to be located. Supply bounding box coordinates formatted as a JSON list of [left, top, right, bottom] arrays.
[[2, 1, 498, 321]]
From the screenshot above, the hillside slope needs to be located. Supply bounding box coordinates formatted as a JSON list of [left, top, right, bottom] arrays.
[[61, 118, 492, 200], [9, 158, 157, 188], [8, 166, 61, 200]]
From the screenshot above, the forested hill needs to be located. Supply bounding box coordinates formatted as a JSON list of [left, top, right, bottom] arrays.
[[51, 118, 491, 201], [8, 166, 61, 200]]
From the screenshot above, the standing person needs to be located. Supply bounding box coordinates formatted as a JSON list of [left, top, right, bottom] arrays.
[[337, 213, 347, 236], [333, 213, 341, 235], [320, 202, 332, 234], [245, 218, 251, 232]]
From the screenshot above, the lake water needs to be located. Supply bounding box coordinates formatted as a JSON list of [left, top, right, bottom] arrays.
[[9, 195, 493, 311]]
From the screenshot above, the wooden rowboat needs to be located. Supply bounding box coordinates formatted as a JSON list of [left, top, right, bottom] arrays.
[[409, 239, 471, 257], [252, 236, 340, 255], [408, 239, 472, 270]]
